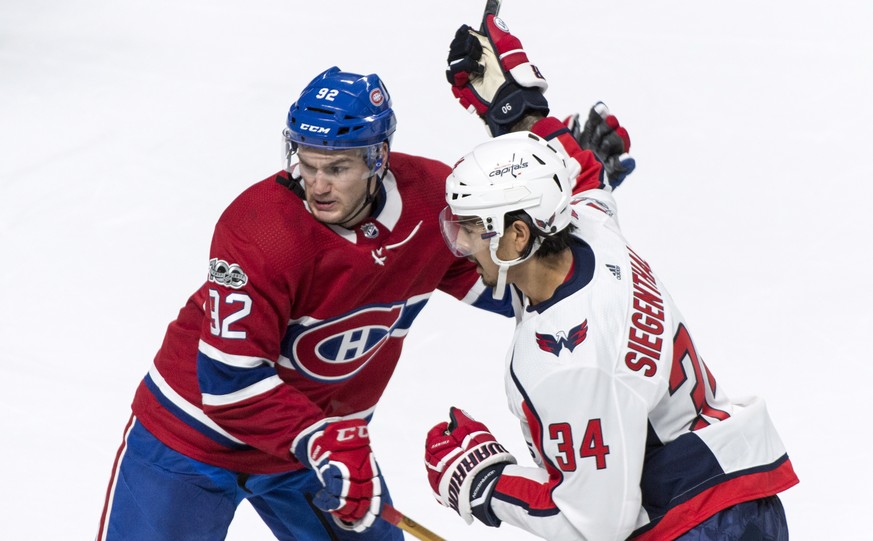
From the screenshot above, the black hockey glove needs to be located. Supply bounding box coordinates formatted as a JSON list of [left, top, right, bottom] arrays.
[[567, 102, 636, 189], [446, 15, 549, 136]]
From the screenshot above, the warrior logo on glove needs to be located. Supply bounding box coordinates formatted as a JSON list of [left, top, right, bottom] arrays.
[[424, 407, 516, 524]]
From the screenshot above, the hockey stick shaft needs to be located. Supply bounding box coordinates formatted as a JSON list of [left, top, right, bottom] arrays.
[[480, 0, 502, 31], [381, 504, 447, 541]]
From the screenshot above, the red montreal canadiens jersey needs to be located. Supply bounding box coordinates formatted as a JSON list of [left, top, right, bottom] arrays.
[[490, 191, 799, 540], [129, 126, 603, 475], [130, 153, 492, 473]]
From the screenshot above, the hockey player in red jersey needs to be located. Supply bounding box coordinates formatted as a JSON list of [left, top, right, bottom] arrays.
[[95, 22, 634, 539], [423, 15, 799, 541]]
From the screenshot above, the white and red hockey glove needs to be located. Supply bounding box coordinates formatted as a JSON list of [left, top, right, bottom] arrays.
[[565, 101, 636, 189], [424, 407, 516, 527], [293, 418, 382, 532], [446, 15, 549, 136]]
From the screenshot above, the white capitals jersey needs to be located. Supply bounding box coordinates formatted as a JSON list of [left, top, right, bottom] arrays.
[[489, 190, 798, 540]]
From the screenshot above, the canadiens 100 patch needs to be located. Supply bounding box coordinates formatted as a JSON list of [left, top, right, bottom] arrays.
[[208, 258, 248, 289]]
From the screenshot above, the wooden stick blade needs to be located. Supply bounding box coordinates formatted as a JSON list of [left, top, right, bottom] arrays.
[[381, 504, 447, 541]]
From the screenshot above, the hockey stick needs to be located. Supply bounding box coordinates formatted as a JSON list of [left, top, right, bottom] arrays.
[[381, 504, 447, 541], [480, 0, 502, 31]]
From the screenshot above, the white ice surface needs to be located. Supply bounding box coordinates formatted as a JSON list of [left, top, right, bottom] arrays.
[[2, 1, 871, 539]]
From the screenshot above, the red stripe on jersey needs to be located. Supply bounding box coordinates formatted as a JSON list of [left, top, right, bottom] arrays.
[[522, 400, 565, 483], [494, 471, 558, 514], [586, 202, 608, 214], [631, 458, 799, 541], [97, 414, 135, 541], [492, 400, 563, 513]]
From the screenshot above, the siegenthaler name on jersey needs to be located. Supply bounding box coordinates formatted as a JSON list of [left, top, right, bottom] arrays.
[[623, 247, 664, 376]]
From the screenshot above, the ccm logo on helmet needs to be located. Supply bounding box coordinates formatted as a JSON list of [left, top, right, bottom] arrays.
[[300, 123, 331, 134]]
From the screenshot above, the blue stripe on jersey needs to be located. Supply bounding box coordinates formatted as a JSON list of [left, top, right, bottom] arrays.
[[634, 453, 793, 538], [143, 374, 252, 450], [471, 286, 515, 317], [647, 452, 792, 517], [640, 425, 788, 522], [640, 429, 725, 519], [492, 492, 562, 517], [196, 351, 277, 396], [396, 297, 428, 329]]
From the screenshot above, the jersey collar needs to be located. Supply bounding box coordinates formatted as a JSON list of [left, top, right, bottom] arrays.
[[526, 238, 595, 313]]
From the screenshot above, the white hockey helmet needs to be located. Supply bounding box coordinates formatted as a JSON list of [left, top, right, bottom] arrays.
[[440, 132, 573, 298]]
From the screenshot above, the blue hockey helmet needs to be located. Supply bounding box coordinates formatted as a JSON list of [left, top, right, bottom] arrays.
[[285, 67, 397, 150]]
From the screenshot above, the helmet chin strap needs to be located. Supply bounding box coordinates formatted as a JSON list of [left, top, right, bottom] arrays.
[[493, 263, 510, 300], [337, 172, 381, 228], [488, 237, 542, 300], [337, 151, 389, 228]]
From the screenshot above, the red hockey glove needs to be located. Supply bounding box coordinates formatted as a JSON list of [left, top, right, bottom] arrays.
[[566, 101, 636, 189], [293, 419, 382, 532], [424, 407, 515, 526], [446, 15, 549, 136]]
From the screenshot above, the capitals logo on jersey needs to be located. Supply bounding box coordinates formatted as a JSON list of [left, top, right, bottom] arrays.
[[535, 319, 588, 356]]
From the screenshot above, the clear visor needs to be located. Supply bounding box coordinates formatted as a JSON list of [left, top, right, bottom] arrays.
[[283, 129, 383, 181], [439, 206, 497, 257]]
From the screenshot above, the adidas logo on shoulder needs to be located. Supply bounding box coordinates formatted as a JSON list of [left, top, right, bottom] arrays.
[[606, 264, 622, 280]]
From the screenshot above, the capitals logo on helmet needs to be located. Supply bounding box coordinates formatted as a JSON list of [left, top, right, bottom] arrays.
[[445, 132, 573, 239], [439, 132, 574, 300]]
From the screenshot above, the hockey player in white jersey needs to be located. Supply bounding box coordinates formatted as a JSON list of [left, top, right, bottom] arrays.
[[424, 130, 799, 539], [421, 13, 798, 540]]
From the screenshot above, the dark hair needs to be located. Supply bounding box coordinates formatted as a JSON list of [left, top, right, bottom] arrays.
[[504, 211, 576, 259]]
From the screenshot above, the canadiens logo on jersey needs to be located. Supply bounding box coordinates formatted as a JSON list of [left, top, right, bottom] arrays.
[[284, 302, 416, 382], [208, 258, 248, 289], [535, 319, 588, 356]]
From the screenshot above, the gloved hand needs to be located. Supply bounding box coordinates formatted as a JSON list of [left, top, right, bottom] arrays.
[[293, 419, 382, 532], [424, 407, 516, 526], [566, 102, 636, 189], [446, 15, 549, 136]]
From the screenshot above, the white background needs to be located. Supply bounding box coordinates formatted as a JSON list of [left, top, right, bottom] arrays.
[[2, 1, 871, 539]]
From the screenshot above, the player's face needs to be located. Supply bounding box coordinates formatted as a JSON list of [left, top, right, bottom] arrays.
[[471, 251, 500, 287], [470, 237, 521, 288], [439, 210, 519, 288], [455, 218, 504, 287], [296, 146, 374, 227]]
